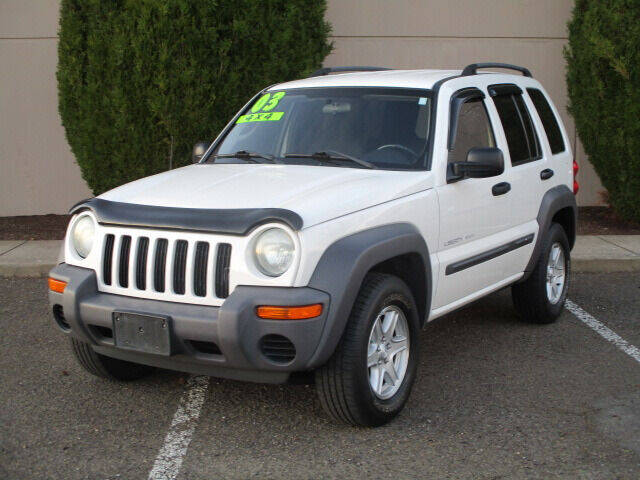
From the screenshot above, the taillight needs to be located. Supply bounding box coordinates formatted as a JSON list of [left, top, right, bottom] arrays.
[[573, 160, 579, 194]]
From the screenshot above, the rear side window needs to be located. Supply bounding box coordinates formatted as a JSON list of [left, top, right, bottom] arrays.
[[527, 88, 565, 154], [491, 88, 541, 166]]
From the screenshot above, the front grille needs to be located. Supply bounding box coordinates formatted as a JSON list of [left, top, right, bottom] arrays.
[[101, 232, 232, 303]]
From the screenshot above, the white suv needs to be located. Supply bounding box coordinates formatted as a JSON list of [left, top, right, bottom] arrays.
[[49, 63, 578, 426]]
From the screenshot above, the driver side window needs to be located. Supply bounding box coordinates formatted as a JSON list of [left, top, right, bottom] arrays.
[[448, 98, 495, 164]]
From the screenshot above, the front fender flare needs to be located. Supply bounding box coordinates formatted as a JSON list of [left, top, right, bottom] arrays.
[[306, 223, 431, 368]]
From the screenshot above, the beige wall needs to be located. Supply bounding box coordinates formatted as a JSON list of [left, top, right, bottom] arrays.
[[0, 0, 91, 216], [0, 0, 603, 217]]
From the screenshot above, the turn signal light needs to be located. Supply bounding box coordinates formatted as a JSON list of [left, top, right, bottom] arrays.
[[48, 278, 67, 293], [256, 304, 323, 320]]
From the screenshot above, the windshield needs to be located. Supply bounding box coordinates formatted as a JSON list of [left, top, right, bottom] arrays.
[[210, 87, 432, 170]]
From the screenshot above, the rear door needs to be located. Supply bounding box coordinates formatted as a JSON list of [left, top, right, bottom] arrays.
[[488, 84, 550, 257]]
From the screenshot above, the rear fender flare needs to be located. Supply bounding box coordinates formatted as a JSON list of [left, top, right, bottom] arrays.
[[523, 184, 577, 279]]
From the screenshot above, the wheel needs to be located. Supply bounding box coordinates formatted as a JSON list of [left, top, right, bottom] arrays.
[[315, 273, 420, 427], [512, 223, 571, 324], [70, 338, 154, 381]]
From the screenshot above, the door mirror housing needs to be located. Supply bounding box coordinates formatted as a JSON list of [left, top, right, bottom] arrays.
[[448, 147, 504, 182], [192, 141, 211, 164]]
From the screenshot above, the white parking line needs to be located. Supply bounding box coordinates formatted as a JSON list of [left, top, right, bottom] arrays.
[[566, 299, 640, 364], [148, 375, 210, 480]]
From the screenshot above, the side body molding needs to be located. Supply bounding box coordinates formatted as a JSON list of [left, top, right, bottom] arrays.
[[523, 184, 577, 279], [306, 223, 432, 367], [70, 198, 303, 235]]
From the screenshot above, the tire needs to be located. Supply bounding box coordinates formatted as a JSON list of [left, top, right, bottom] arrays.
[[512, 223, 571, 324], [70, 338, 154, 381], [315, 273, 420, 427]]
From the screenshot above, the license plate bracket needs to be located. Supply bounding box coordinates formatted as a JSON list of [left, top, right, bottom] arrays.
[[113, 312, 171, 356]]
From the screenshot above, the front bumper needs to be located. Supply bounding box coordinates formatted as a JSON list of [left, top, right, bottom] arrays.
[[49, 263, 330, 383]]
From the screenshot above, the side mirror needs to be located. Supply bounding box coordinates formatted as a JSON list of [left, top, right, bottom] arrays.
[[449, 147, 504, 181], [192, 141, 211, 164]]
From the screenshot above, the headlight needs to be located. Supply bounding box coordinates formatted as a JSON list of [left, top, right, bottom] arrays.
[[71, 215, 95, 258], [254, 228, 295, 276]]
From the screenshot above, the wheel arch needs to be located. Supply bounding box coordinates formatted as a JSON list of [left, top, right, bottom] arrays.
[[369, 253, 427, 326], [306, 223, 431, 368], [523, 185, 577, 280]]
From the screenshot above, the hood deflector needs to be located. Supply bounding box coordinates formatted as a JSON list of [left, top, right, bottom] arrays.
[[70, 198, 303, 235]]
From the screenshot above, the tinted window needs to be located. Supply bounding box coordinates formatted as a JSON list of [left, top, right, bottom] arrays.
[[514, 94, 541, 159], [492, 94, 530, 165], [527, 88, 565, 154], [449, 98, 495, 164]]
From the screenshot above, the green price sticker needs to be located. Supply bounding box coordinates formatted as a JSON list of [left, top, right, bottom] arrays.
[[236, 111, 284, 123], [239, 92, 287, 123]]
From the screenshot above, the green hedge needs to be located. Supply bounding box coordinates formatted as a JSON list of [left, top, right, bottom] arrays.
[[565, 0, 640, 221], [58, 0, 332, 195]]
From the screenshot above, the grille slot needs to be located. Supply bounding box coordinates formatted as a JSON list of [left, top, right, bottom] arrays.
[[135, 237, 149, 290], [173, 240, 188, 295], [193, 242, 209, 297], [215, 243, 232, 298], [260, 335, 296, 364], [102, 234, 115, 285], [118, 236, 131, 287], [154, 239, 168, 292]]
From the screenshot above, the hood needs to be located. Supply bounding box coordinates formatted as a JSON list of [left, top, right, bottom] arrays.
[[98, 164, 434, 228]]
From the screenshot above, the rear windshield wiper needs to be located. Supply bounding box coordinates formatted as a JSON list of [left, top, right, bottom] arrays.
[[211, 150, 280, 164], [284, 150, 376, 169]]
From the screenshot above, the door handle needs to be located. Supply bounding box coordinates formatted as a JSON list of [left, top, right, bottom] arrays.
[[492, 182, 511, 196], [540, 168, 554, 180]]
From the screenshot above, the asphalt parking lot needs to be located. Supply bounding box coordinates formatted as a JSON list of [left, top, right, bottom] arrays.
[[1, 273, 639, 479]]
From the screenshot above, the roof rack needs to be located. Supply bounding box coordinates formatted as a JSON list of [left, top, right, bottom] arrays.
[[461, 62, 532, 78], [309, 66, 392, 77]]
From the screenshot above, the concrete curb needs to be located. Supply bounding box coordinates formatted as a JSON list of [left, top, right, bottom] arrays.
[[0, 240, 61, 278], [3, 259, 640, 278], [1, 236, 639, 278], [0, 263, 57, 277], [572, 258, 640, 274]]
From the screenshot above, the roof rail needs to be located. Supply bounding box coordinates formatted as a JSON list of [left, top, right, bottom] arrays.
[[461, 62, 532, 78], [309, 66, 392, 77]]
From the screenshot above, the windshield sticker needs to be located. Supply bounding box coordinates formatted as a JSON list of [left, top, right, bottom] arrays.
[[236, 111, 284, 123], [240, 92, 286, 123], [418, 97, 427, 105]]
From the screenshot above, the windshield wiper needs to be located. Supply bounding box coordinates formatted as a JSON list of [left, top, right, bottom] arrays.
[[211, 150, 280, 164], [284, 150, 376, 169]]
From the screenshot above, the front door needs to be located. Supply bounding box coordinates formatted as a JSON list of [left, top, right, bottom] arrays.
[[433, 91, 515, 310]]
